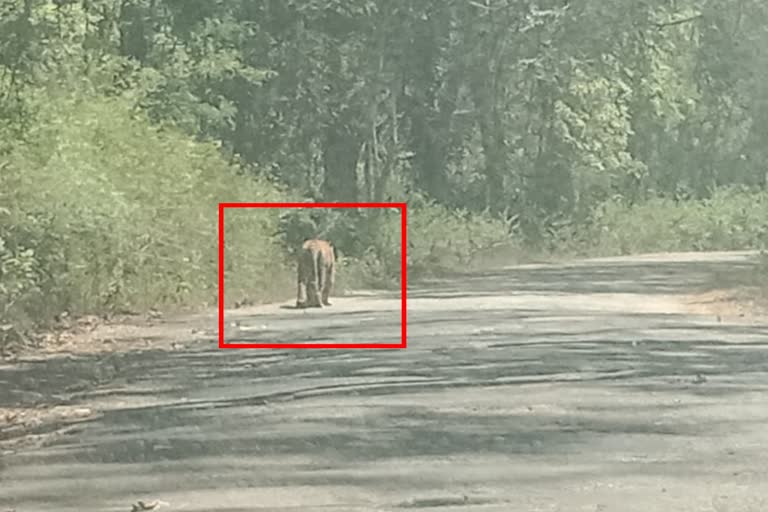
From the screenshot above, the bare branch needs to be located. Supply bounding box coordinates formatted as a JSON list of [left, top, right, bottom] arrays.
[[654, 13, 703, 29]]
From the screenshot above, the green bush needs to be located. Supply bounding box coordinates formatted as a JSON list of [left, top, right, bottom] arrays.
[[0, 88, 290, 328], [222, 207, 296, 307], [386, 199, 514, 280], [270, 200, 516, 289], [575, 187, 768, 256]]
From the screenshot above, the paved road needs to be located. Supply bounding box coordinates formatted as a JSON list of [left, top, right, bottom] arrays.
[[2, 252, 768, 511]]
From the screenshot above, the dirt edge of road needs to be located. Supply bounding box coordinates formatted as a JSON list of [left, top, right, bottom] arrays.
[[684, 287, 768, 324], [0, 310, 220, 455]]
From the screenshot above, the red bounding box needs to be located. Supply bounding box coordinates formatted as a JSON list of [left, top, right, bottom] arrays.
[[218, 202, 407, 349]]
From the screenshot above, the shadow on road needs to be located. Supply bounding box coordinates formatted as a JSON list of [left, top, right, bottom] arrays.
[[1, 254, 767, 509]]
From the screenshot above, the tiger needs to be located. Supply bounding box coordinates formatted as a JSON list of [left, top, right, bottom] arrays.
[[296, 238, 336, 309]]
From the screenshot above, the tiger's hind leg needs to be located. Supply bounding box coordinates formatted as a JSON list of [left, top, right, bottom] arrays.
[[321, 261, 334, 306]]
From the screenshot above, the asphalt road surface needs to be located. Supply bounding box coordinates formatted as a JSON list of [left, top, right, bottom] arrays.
[[2, 251, 768, 512]]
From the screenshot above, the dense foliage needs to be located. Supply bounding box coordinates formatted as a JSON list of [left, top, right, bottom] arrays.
[[2, 0, 768, 332]]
